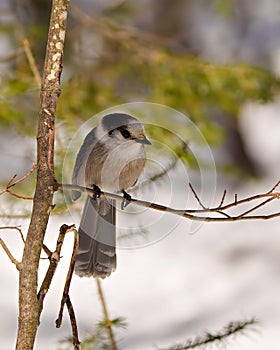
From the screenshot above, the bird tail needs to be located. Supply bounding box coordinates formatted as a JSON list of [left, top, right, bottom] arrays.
[[75, 196, 116, 278]]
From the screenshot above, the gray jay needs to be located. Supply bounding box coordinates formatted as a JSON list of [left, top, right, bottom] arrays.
[[72, 113, 151, 278]]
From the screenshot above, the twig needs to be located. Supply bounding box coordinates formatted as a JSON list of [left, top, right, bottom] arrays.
[[96, 278, 118, 350], [57, 182, 280, 222], [22, 38, 42, 89], [5, 190, 34, 200], [38, 224, 75, 314], [56, 227, 80, 348], [158, 318, 257, 350], [3, 174, 17, 189], [0, 238, 21, 270], [267, 180, 280, 193], [189, 183, 206, 209], [0, 213, 31, 219], [215, 210, 231, 219], [0, 225, 25, 243], [218, 189, 227, 208], [6, 163, 36, 189], [235, 197, 275, 219], [0, 175, 17, 196], [196, 186, 280, 213], [65, 296, 80, 350], [0, 163, 37, 197], [42, 244, 53, 258]]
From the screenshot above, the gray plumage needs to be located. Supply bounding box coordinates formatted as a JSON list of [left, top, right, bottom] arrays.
[[72, 113, 150, 278], [75, 196, 116, 278]]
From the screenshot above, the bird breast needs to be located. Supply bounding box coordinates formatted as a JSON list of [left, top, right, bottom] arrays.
[[85, 141, 146, 192]]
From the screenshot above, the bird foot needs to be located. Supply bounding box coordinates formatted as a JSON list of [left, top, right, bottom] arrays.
[[91, 184, 101, 200], [121, 190, 131, 210]]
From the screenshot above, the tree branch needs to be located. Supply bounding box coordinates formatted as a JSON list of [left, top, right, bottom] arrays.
[[65, 296, 80, 350], [96, 278, 118, 350], [37, 224, 75, 315], [0, 238, 21, 270], [0, 163, 36, 198], [57, 182, 280, 222], [158, 318, 257, 350], [56, 227, 80, 349], [192, 181, 280, 214], [5, 190, 34, 200], [22, 38, 42, 89], [0, 225, 25, 243], [0, 226, 24, 270], [16, 1, 70, 349]]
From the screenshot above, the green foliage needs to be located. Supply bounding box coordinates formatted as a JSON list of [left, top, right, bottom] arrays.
[[60, 317, 126, 350], [0, 74, 39, 135], [214, 0, 235, 16], [1, 11, 279, 179], [1, 18, 279, 138], [160, 318, 257, 350]]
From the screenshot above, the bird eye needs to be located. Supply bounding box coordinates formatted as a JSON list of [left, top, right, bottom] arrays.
[[120, 128, 131, 139]]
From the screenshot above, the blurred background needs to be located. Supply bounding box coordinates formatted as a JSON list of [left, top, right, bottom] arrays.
[[1, 0, 280, 349]]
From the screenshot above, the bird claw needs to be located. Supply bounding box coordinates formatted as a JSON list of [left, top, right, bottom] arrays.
[[121, 190, 131, 210], [91, 184, 101, 200]]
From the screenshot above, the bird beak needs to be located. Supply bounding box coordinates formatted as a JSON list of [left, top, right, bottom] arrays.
[[135, 137, 152, 145]]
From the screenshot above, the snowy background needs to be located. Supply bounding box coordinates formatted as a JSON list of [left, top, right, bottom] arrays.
[[1, 102, 280, 349], [1, 0, 280, 349]]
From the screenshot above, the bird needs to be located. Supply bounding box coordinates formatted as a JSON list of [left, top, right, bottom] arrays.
[[72, 113, 151, 278]]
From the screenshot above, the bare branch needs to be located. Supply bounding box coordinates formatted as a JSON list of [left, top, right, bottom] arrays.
[[218, 189, 227, 208], [235, 197, 275, 219], [267, 180, 280, 193], [5, 190, 34, 201], [0, 163, 36, 198], [0, 213, 31, 219], [58, 182, 280, 222], [7, 163, 36, 189], [0, 175, 17, 196], [16, 1, 70, 349], [38, 224, 75, 314], [189, 183, 206, 209], [22, 38, 42, 89], [65, 296, 80, 350], [56, 227, 80, 348], [96, 278, 118, 350], [0, 225, 25, 243], [56, 227, 79, 327], [0, 238, 21, 270], [4, 174, 17, 189], [215, 210, 231, 219], [42, 244, 53, 258], [38, 224, 80, 348]]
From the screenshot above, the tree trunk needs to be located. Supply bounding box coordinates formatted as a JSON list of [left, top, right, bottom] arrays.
[[16, 1, 70, 349]]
